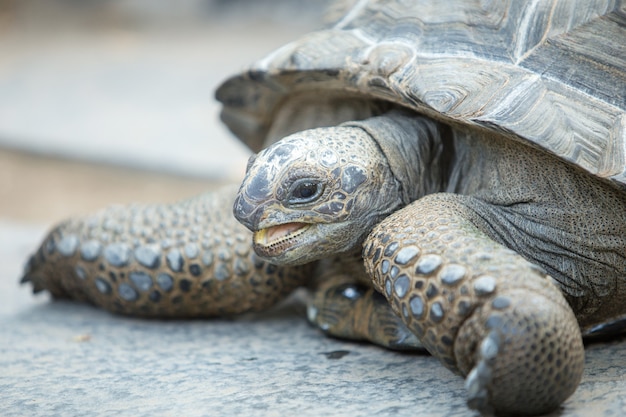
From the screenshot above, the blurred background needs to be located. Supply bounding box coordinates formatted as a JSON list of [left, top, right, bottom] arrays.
[[0, 0, 331, 224]]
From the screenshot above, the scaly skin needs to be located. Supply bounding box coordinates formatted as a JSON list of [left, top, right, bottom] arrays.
[[22, 186, 312, 317], [22, 185, 421, 348], [233, 110, 626, 415], [364, 194, 584, 415], [21, 106, 626, 415]]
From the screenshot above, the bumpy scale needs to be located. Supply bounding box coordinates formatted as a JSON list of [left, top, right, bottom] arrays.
[[233, 110, 626, 416], [364, 194, 584, 415], [22, 186, 311, 317]]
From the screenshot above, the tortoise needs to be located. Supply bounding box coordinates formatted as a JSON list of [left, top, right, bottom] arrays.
[[21, 0, 626, 415]]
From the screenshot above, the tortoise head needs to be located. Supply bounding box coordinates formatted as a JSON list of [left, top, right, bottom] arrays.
[[233, 125, 403, 265]]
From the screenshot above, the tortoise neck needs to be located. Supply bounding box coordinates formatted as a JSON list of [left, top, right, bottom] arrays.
[[342, 109, 450, 204]]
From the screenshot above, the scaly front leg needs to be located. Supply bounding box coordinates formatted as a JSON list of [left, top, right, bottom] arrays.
[[22, 186, 311, 317], [363, 193, 584, 416]]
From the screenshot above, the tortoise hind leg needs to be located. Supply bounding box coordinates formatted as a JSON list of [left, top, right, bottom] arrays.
[[363, 193, 584, 416], [21, 186, 312, 317], [307, 266, 423, 351]]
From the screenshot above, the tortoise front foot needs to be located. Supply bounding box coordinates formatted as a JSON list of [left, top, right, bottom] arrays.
[[458, 286, 584, 416], [363, 194, 585, 416], [308, 270, 422, 351]]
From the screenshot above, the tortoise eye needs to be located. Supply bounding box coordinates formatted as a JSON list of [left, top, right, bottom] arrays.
[[287, 179, 324, 205]]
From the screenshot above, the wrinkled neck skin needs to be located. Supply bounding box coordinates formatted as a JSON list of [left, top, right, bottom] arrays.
[[343, 110, 449, 205]]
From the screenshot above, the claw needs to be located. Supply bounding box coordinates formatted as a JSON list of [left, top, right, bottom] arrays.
[[466, 331, 500, 415]]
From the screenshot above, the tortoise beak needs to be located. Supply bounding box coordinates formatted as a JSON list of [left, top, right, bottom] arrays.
[[253, 223, 311, 258]]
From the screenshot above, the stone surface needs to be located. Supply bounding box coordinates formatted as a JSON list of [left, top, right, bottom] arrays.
[[1, 221, 625, 417]]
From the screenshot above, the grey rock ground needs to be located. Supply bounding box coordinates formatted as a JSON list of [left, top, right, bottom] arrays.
[[0, 2, 624, 416], [1, 225, 626, 417]]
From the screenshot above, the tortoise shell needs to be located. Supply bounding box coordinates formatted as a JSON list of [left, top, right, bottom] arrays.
[[216, 0, 626, 188]]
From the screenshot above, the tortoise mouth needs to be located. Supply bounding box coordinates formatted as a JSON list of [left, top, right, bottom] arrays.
[[253, 222, 311, 257]]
